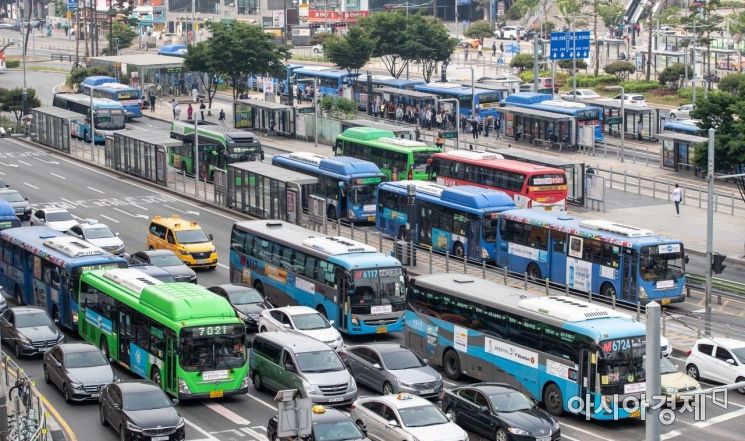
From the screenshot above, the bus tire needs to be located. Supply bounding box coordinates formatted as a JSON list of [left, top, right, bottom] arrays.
[[253, 280, 264, 296], [442, 349, 462, 381], [542, 383, 564, 416], [252, 371, 264, 392], [527, 263, 542, 281], [151, 367, 162, 389], [453, 242, 465, 258], [327, 205, 337, 220], [14, 286, 23, 305], [600, 282, 616, 299], [316, 305, 328, 320]]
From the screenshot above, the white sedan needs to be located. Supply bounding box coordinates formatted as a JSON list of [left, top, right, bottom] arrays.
[[669, 104, 694, 120], [561, 89, 601, 101], [66, 220, 125, 255], [351, 393, 468, 441], [258, 305, 343, 351], [614, 93, 647, 106], [30, 207, 79, 232]]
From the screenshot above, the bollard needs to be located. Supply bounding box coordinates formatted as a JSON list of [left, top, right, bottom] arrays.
[[732, 192, 736, 215], [726, 323, 731, 338], [545, 278, 550, 296], [662, 312, 667, 336], [687, 285, 691, 298], [623, 170, 627, 192], [350, 223, 354, 240], [445, 251, 450, 272], [698, 189, 702, 208], [378, 232, 383, 253], [612, 294, 616, 309], [364, 227, 368, 244], [482, 261, 486, 279], [652, 176, 656, 198], [524, 272, 528, 290], [588, 289, 592, 303], [636, 302, 641, 321], [503, 266, 508, 285], [638, 173, 641, 195], [463, 253, 467, 274], [564, 282, 569, 296], [718, 293, 722, 305], [336, 219, 341, 235], [697, 316, 702, 338], [429, 247, 433, 274]]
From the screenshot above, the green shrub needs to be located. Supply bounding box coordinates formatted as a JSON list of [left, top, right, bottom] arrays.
[[677, 86, 706, 100], [604, 61, 636, 81], [574, 74, 617, 87], [620, 80, 659, 93], [510, 54, 534, 72], [5, 59, 19, 68]]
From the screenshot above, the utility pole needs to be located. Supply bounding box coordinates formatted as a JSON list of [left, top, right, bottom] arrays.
[[704, 128, 714, 336], [645, 302, 662, 441], [572, 14, 577, 100], [533, 34, 539, 92]]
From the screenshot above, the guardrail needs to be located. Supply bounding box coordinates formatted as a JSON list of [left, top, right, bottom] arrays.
[[49, 54, 74, 62], [1, 353, 54, 441], [686, 273, 745, 299]]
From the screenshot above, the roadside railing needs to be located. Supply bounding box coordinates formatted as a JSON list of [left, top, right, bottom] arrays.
[[1, 353, 53, 441]]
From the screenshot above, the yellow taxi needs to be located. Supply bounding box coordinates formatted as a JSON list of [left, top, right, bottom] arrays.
[[146, 215, 218, 269]]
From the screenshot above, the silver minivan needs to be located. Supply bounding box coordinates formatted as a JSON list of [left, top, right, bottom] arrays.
[[250, 332, 357, 406]]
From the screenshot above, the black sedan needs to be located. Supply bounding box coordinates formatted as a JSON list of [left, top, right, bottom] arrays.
[[442, 383, 560, 441], [128, 250, 197, 283], [43, 343, 114, 402], [99, 380, 185, 441], [0, 307, 64, 357], [207, 284, 272, 332], [268, 405, 370, 441]]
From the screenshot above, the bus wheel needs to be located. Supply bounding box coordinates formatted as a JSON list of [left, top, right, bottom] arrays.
[[453, 242, 465, 258], [14, 286, 23, 306], [327, 205, 337, 220], [527, 263, 542, 281], [600, 283, 616, 299], [316, 305, 328, 320], [253, 280, 264, 296], [151, 367, 162, 388], [543, 383, 564, 416], [442, 349, 462, 381]]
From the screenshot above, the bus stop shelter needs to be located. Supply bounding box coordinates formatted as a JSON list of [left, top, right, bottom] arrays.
[[234, 99, 295, 137], [367, 87, 436, 113], [589, 99, 658, 141], [31, 107, 80, 153], [340, 119, 416, 140], [88, 54, 185, 95], [659, 131, 707, 175], [227, 162, 318, 225], [500, 107, 574, 146], [112, 130, 180, 186]]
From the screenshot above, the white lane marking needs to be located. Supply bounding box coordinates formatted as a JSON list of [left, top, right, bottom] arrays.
[[130, 202, 149, 211], [661, 430, 682, 440], [561, 435, 582, 441], [558, 422, 615, 441], [218, 263, 229, 270], [23, 182, 39, 190], [204, 402, 251, 425], [163, 204, 185, 213], [112, 207, 149, 219], [251, 426, 266, 432], [183, 418, 219, 441], [692, 406, 745, 428], [245, 393, 278, 411], [17, 160, 31, 166], [100, 214, 119, 224], [50, 172, 66, 180], [0, 171, 6, 175], [0, 162, 18, 168], [86, 186, 105, 194], [239, 427, 266, 439]]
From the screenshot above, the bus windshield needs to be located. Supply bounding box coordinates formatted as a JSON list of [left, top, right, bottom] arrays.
[[598, 337, 646, 393], [639, 245, 684, 282], [351, 267, 406, 308], [478, 93, 500, 106], [179, 325, 246, 371], [349, 184, 376, 206]]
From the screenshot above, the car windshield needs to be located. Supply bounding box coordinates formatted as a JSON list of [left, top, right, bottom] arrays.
[[640, 244, 685, 282], [149, 254, 183, 266], [398, 404, 449, 428], [228, 289, 264, 305], [296, 350, 345, 373], [46, 211, 74, 222], [381, 350, 425, 370], [122, 389, 172, 411], [16, 312, 53, 328], [179, 325, 246, 372], [732, 347, 745, 364], [85, 226, 115, 239], [660, 357, 678, 375], [292, 313, 330, 330], [0, 191, 24, 203], [349, 184, 377, 206], [488, 391, 535, 412], [313, 419, 364, 441], [175, 229, 210, 244], [66, 350, 108, 368], [351, 267, 406, 308]]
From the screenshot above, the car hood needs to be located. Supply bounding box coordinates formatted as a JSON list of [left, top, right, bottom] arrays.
[[389, 366, 440, 384], [126, 408, 181, 430], [7, 201, 29, 211], [46, 220, 78, 232], [298, 327, 340, 344], [235, 303, 265, 316], [68, 366, 114, 385], [497, 408, 556, 437], [301, 370, 351, 386], [181, 242, 214, 253], [662, 372, 700, 391], [405, 422, 466, 441], [163, 265, 196, 280], [86, 237, 123, 249], [19, 326, 59, 342]]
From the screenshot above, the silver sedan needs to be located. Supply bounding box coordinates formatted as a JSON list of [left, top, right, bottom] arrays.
[[341, 344, 442, 398]]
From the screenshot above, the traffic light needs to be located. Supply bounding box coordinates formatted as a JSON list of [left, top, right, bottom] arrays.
[[712, 253, 727, 274]]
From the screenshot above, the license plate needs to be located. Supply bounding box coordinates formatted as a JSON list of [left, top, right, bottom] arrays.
[[631, 409, 641, 418], [151, 436, 169, 441], [209, 390, 224, 398], [661, 298, 671, 306], [367, 216, 375, 222], [196, 259, 210, 264], [328, 396, 344, 402], [376, 326, 387, 334], [537, 437, 550, 441], [420, 389, 434, 394], [91, 393, 100, 398]]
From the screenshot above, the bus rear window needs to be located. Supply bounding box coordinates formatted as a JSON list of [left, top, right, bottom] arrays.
[[529, 174, 566, 186]]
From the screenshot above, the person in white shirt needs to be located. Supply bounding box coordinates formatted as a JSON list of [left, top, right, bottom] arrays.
[[672, 183, 682, 216]]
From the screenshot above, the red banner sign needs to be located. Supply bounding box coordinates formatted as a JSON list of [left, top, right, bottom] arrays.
[[308, 9, 369, 23]]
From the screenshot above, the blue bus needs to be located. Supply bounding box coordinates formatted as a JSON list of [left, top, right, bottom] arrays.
[[376, 180, 515, 261], [357, 74, 425, 110], [272, 152, 386, 222], [496, 209, 687, 305], [413, 82, 503, 118], [87, 83, 143, 119], [158, 44, 187, 57], [230, 220, 406, 335], [406, 273, 647, 420], [0, 201, 20, 230], [291, 66, 359, 96], [501, 92, 604, 144], [663, 119, 703, 135], [0, 226, 127, 329], [52, 93, 127, 144], [80, 76, 117, 91]]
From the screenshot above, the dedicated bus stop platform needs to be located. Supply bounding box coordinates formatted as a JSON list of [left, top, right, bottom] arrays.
[[658, 131, 707, 175], [234, 99, 295, 137], [368, 87, 436, 110], [227, 161, 318, 224], [30, 107, 80, 153], [589, 99, 659, 141], [87, 54, 185, 94], [112, 130, 181, 186]]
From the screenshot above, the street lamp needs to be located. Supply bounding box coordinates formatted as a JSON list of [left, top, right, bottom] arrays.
[[605, 85, 624, 163], [296, 78, 318, 149]]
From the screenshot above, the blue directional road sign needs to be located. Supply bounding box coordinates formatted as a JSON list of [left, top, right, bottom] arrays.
[[549, 31, 591, 60], [505, 42, 521, 54]]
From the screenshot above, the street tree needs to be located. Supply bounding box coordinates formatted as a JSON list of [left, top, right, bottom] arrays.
[[204, 22, 287, 99], [0, 88, 41, 121], [324, 26, 373, 93], [718, 73, 745, 95], [681, 0, 723, 87], [658, 63, 691, 89], [464, 21, 494, 45], [183, 42, 223, 110], [400, 14, 458, 83], [604, 60, 635, 81], [104, 21, 136, 55], [358, 11, 410, 79], [557, 0, 584, 28], [596, 0, 624, 75]]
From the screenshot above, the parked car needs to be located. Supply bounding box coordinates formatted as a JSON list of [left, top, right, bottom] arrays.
[[561, 89, 602, 100], [258, 306, 343, 351], [43, 343, 114, 402], [661, 335, 673, 358], [0, 307, 64, 357], [0, 188, 31, 220], [208, 284, 272, 333], [127, 249, 197, 283], [30, 207, 79, 232], [99, 380, 185, 440], [499, 26, 522, 40], [341, 344, 442, 398], [267, 405, 370, 441], [614, 93, 647, 106], [660, 356, 701, 403], [686, 338, 745, 393], [442, 383, 561, 441], [669, 104, 694, 120], [66, 220, 125, 255], [350, 393, 468, 441]]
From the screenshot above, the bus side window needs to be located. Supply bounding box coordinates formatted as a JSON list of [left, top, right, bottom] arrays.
[[304, 255, 318, 281], [150, 326, 165, 359]]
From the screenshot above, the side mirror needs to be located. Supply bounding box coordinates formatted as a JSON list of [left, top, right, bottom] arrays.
[[685, 255, 690, 264], [171, 398, 180, 406], [446, 411, 455, 421], [329, 320, 335, 326], [115, 232, 120, 237], [727, 358, 736, 365], [387, 419, 399, 428], [356, 421, 367, 435], [283, 323, 291, 328], [111, 403, 119, 409], [372, 363, 382, 370], [284, 363, 296, 372], [24, 197, 28, 201], [55, 361, 62, 368], [208, 234, 214, 241], [479, 405, 489, 413]]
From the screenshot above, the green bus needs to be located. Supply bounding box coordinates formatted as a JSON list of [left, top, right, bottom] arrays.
[[169, 121, 264, 181], [78, 268, 249, 400], [333, 127, 442, 181]]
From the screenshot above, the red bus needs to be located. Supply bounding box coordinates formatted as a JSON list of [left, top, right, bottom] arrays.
[[427, 150, 568, 211]]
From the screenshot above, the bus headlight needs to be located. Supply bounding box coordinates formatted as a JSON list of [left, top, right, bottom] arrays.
[[241, 376, 250, 389], [480, 248, 489, 259], [351, 316, 359, 326], [178, 379, 192, 395], [639, 287, 648, 300]]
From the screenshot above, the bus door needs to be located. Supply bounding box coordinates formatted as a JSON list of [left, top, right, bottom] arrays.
[[117, 308, 133, 367], [579, 349, 598, 415], [336, 269, 350, 331], [164, 330, 177, 393], [550, 233, 568, 282], [621, 249, 638, 303], [468, 216, 480, 259]]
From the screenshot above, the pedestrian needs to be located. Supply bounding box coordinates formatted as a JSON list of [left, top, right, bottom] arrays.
[[170, 99, 178, 119], [495, 117, 501, 139], [636, 119, 643, 141], [492, 41, 497, 57], [148, 91, 156, 112], [186, 103, 193, 121], [415, 126, 421, 142], [219, 109, 226, 126], [477, 44, 483, 58], [174, 102, 181, 120], [200, 100, 206, 121], [500, 41, 504, 53], [470, 118, 479, 140], [191, 86, 199, 103], [484, 116, 491, 137], [296, 85, 302, 104], [672, 183, 682, 216], [464, 46, 469, 61], [435, 132, 445, 149]]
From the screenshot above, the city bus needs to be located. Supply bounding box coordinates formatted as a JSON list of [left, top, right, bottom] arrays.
[[428, 150, 569, 211], [230, 220, 406, 335], [272, 152, 386, 222], [356, 74, 425, 111], [413, 82, 503, 118], [52, 93, 127, 144], [334, 127, 442, 181], [406, 273, 647, 420], [376, 180, 515, 261], [78, 268, 249, 399], [169, 121, 263, 180], [662, 119, 703, 136], [291, 66, 359, 96], [88, 83, 143, 120], [496, 209, 687, 305], [0, 226, 127, 330]]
